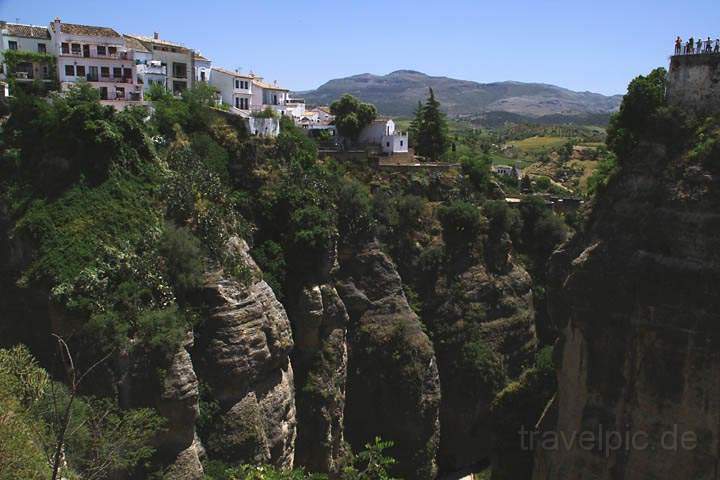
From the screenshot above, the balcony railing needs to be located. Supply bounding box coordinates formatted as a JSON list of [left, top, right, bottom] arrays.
[[61, 50, 134, 60], [86, 74, 133, 84]]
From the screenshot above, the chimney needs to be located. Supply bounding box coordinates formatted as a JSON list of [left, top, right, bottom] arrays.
[[53, 17, 61, 33], [153, 32, 159, 40]]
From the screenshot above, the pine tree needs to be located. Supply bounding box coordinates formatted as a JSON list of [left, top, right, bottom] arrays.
[[408, 100, 423, 148], [416, 88, 449, 161]]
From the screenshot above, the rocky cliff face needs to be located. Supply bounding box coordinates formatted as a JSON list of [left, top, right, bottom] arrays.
[[533, 140, 720, 479], [195, 239, 296, 468], [336, 240, 441, 480], [426, 231, 537, 472], [292, 283, 349, 474]]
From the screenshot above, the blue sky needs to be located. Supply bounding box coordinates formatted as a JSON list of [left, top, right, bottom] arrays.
[[2, 0, 719, 95]]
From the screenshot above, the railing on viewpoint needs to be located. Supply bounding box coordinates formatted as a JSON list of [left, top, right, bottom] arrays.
[[674, 40, 720, 56]]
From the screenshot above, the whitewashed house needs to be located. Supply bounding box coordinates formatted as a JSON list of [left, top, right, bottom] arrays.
[[210, 67, 254, 114], [125, 33, 194, 94], [50, 18, 142, 108], [357, 118, 408, 154], [193, 52, 211, 83], [492, 164, 522, 178], [123, 35, 165, 93], [0, 21, 54, 86]]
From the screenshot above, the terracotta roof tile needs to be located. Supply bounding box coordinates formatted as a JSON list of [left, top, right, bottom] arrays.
[[123, 35, 150, 53], [2, 22, 50, 39], [212, 67, 255, 78], [53, 22, 121, 38], [127, 34, 191, 52], [252, 78, 289, 91]]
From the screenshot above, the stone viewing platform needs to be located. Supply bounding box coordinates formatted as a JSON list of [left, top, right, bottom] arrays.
[[666, 52, 720, 114]]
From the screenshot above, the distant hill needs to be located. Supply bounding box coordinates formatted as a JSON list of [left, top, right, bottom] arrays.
[[296, 70, 622, 125]]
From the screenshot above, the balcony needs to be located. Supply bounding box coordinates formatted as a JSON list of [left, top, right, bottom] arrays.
[[60, 49, 133, 61], [86, 74, 133, 84]]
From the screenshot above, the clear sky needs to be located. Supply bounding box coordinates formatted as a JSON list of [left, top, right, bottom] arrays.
[[2, 0, 719, 95]]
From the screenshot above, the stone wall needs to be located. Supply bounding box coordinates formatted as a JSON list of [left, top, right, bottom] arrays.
[[666, 54, 720, 114]]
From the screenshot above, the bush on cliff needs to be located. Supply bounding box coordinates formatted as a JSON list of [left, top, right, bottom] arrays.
[[438, 200, 484, 254]]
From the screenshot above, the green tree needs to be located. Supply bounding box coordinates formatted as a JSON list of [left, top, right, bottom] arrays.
[[438, 200, 483, 253], [330, 94, 377, 141], [415, 88, 449, 161], [408, 100, 423, 147], [461, 154, 492, 192], [606, 68, 667, 158]]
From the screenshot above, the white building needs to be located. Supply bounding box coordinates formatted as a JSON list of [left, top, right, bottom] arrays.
[[492, 164, 521, 178], [0, 21, 54, 86], [298, 106, 335, 127], [50, 18, 142, 107], [125, 33, 194, 94], [123, 35, 165, 93], [193, 52, 211, 83], [357, 118, 408, 154], [210, 67, 254, 114], [210, 67, 305, 120]]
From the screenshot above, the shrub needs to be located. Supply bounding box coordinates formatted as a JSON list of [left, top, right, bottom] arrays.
[[158, 223, 205, 302], [337, 177, 375, 243], [438, 200, 483, 252], [461, 154, 492, 192]]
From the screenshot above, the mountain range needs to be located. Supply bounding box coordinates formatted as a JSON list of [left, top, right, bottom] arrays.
[[296, 70, 623, 125]]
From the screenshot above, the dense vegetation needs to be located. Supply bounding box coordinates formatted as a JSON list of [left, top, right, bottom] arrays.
[[0, 77, 580, 479]]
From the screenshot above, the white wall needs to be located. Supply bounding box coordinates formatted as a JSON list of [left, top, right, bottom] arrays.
[[358, 119, 394, 145]]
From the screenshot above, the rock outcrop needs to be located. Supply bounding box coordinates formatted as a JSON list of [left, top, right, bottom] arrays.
[[427, 237, 537, 472], [124, 332, 203, 479], [292, 283, 349, 474], [533, 140, 720, 479], [196, 239, 296, 468], [336, 241, 441, 480]]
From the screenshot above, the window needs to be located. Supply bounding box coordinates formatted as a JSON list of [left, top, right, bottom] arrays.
[[235, 79, 239, 89], [235, 97, 239, 108], [112, 67, 122, 78], [8, 41, 17, 51], [172, 62, 187, 79], [123, 67, 132, 79], [76, 65, 86, 77], [108, 46, 117, 55], [115, 87, 125, 98], [71, 43, 81, 54], [97, 45, 106, 56], [386, 142, 390, 147], [101, 66, 110, 77], [38, 43, 46, 53], [61, 42, 69, 54], [65, 64, 75, 76], [200, 70, 206, 81]]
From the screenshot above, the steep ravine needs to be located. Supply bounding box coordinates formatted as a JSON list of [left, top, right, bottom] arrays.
[[533, 139, 720, 479]]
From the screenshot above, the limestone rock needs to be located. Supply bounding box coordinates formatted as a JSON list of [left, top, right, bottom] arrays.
[[337, 241, 441, 480], [293, 284, 349, 474], [197, 239, 296, 468], [533, 141, 720, 479]]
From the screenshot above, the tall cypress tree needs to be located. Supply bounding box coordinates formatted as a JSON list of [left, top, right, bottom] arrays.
[[416, 88, 449, 161], [408, 100, 423, 148]]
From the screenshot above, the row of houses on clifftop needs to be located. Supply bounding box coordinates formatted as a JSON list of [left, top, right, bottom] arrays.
[[0, 17, 408, 152], [0, 17, 305, 119]]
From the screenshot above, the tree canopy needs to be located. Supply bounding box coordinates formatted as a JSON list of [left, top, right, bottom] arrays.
[[330, 94, 377, 140]]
